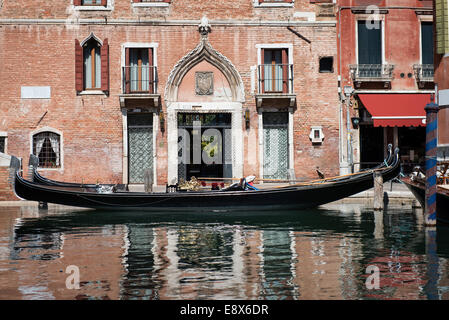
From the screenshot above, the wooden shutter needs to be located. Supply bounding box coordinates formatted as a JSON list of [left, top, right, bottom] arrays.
[[259, 0, 264, 3], [163, 0, 171, 3], [125, 48, 130, 94], [101, 38, 109, 93], [422, 22, 434, 65], [73, 0, 82, 5], [101, 0, 107, 6], [282, 49, 288, 93], [132, 0, 141, 3], [261, 48, 265, 94], [75, 39, 83, 92], [148, 48, 154, 94], [357, 21, 381, 65]]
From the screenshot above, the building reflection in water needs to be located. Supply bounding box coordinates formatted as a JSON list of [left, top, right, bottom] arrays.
[[1, 205, 449, 300]]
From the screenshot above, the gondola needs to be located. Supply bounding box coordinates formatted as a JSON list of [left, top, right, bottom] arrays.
[[29, 144, 395, 188], [401, 177, 449, 224], [28, 154, 127, 190], [10, 147, 401, 211]]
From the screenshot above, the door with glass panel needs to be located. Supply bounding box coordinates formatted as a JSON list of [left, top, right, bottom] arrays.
[[128, 113, 153, 184], [130, 49, 150, 92], [263, 112, 289, 180], [262, 49, 288, 93]]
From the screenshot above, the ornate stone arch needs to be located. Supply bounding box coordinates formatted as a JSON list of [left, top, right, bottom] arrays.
[[164, 19, 245, 103], [80, 32, 103, 47]]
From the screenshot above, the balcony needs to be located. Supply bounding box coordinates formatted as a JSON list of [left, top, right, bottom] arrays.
[[119, 66, 161, 109], [255, 64, 296, 108], [413, 64, 434, 88], [349, 64, 395, 88]]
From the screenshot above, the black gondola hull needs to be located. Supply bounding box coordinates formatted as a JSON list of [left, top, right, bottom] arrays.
[[14, 156, 401, 211]]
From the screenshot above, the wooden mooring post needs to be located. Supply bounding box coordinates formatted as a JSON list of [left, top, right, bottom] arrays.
[[144, 169, 153, 193], [373, 171, 383, 211]]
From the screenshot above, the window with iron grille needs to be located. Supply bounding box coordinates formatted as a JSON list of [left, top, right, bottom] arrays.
[[33, 132, 61, 168], [0, 137, 5, 153]]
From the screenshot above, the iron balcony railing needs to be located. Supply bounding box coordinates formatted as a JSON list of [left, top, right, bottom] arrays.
[[258, 64, 294, 94], [413, 64, 434, 82], [349, 64, 395, 82], [122, 66, 158, 94]]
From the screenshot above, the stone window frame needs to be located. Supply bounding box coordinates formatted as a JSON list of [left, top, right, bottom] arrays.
[[132, 0, 171, 8], [0, 132, 7, 154], [255, 43, 294, 94], [354, 14, 386, 66], [120, 42, 159, 93], [30, 127, 64, 172], [76, 33, 109, 96], [73, 0, 113, 11], [417, 14, 433, 66], [253, 0, 294, 8]]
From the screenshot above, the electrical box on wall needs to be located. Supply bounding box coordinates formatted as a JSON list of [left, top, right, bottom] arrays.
[[309, 126, 324, 144]]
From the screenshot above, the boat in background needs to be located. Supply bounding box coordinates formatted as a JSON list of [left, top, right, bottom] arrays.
[[401, 175, 449, 224], [10, 147, 401, 212]]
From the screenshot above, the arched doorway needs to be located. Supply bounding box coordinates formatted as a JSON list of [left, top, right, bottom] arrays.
[[164, 18, 245, 184]]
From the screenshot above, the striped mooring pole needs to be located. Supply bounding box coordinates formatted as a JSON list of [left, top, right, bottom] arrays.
[[424, 96, 439, 226]]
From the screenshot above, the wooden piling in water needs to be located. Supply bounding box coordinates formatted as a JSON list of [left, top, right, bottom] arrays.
[[373, 171, 383, 211]]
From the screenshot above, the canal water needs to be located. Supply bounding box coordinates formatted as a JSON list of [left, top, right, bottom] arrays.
[[0, 204, 448, 300]]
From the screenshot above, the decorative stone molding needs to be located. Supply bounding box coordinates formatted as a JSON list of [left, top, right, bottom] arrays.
[[164, 16, 245, 103]]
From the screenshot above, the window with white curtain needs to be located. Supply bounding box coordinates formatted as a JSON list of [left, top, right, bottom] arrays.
[[83, 38, 102, 89], [33, 132, 61, 168]]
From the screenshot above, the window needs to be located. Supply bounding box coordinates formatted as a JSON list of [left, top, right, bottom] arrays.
[[421, 22, 434, 65], [357, 20, 382, 76], [132, 0, 171, 3], [319, 56, 333, 73], [258, 0, 293, 3], [262, 49, 289, 93], [0, 137, 5, 153], [74, 0, 107, 5], [125, 48, 154, 93], [75, 35, 109, 93], [83, 38, 101, 90], [33, 132, 61, 168]]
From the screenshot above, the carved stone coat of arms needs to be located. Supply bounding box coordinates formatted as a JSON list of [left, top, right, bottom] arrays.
[[195, 72, 214, 95]]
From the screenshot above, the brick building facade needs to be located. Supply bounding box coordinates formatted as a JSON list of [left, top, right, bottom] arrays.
[[337, 0, 434, 174], [0, 0, 341, 195]]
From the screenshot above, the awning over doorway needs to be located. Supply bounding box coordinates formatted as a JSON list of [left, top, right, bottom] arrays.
[[358, 93, 431, 127]]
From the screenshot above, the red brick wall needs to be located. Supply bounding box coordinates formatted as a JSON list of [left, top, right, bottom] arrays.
[[0, 0, 340, 184], [0, 167, 17, 201]]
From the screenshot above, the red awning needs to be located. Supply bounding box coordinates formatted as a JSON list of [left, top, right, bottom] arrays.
[[358, 93, 431, 127]]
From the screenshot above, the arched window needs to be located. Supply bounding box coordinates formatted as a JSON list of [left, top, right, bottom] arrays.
[[83, 38, 102, 89], [33, 132, 61, 168]]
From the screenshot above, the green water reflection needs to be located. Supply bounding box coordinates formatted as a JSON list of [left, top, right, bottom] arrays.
[[1, 204, 449, 300]]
